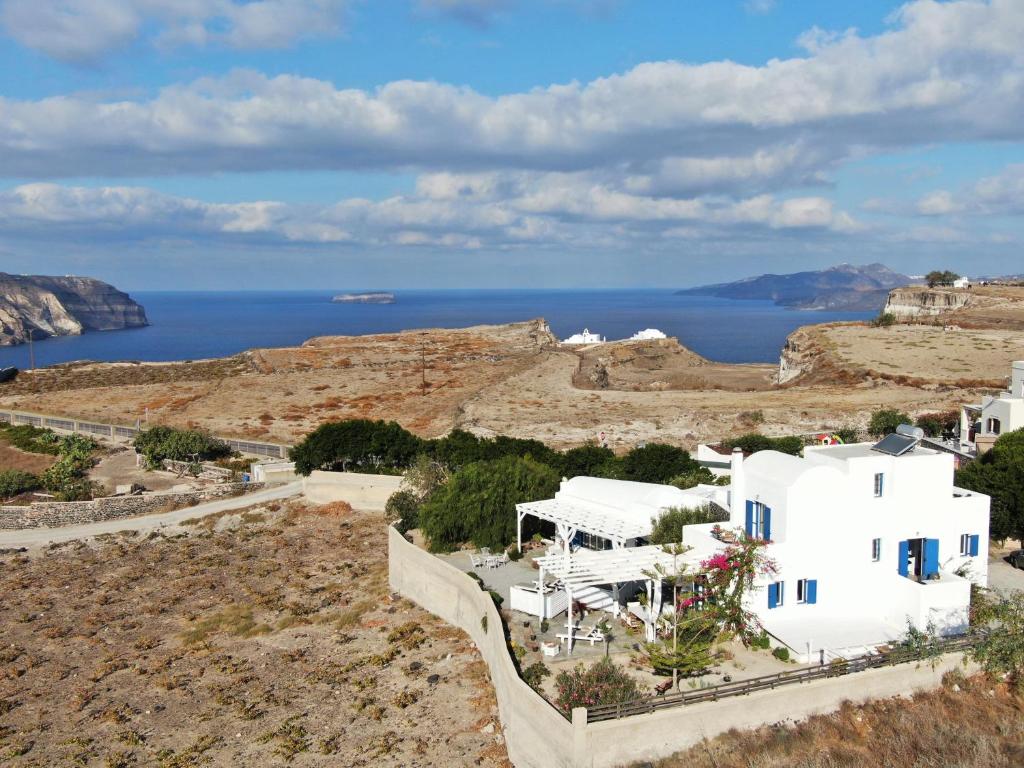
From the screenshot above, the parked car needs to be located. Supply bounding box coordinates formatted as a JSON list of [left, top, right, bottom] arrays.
[[1007, 550, 1024, 570]]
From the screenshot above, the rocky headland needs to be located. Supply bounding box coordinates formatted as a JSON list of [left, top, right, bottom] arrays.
[[0, 273, 148, 346]]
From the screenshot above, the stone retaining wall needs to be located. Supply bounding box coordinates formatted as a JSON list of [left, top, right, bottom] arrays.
[[0, 482, 264, 529]]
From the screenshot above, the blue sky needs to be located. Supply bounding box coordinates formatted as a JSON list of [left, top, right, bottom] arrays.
[[0, 0, 1022, 289]]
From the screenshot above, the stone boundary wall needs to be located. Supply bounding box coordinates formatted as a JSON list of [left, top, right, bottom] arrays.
[[0, 482, 264, 530], [161, 459, 235, 480], [389, 525, 977, 768]]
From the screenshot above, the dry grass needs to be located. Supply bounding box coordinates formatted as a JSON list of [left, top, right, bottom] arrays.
[[0, 443, 56, 474], [0, 501, 509, 767], [652, 671, 1024, 768]]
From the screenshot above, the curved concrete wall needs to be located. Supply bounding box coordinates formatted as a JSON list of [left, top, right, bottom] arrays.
[[303, 470, 402, 510]]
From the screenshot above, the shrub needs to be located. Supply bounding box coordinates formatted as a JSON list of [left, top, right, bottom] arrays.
[[868, 409, 911, 437], [871, 312, 897, 327], [622, 443, 697, 484], [668, 466, 724, 490], [558, 445, 617, 478], [418, 455, 560, 552], [0, 470, 40, 499], [915, 410, 959, 438], [772, 646, 790, 662], [649, 504, 729, 544], [289, 419, 422, 475], [135, 426, 232, 469], [425, 429, 560, 471], [723, 433, 803, 456], [0, 424, 61, 455], [833, 426, 860, 444], [522, 662, 551, 691], [554, 658, 645, 713], [385, 490, 420, 534]]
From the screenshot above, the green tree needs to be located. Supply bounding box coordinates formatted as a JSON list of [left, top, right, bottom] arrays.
[[868, 409, 912, 437], [622, 443, 696, 484], [971, 590, 1024, 690], [289, 419, 422, 475], [135, 426, 232, 469], [0, 470, 40, 499], [925, 270, 961, 288], [648, 504, 729, 545], [559, 445, 617, 478], [915, 410, 959, 438], [553, 658, 645, 714], [641, 613, 718, 680], [723, 433, 804, 456], [418, 455, 560, 552], [956, 428, 1024, 546], [385, 489, 421, 534]]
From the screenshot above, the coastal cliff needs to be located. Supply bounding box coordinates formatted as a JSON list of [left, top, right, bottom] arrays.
[[0, 274, 148, 347], [882, 287, 971, 319]]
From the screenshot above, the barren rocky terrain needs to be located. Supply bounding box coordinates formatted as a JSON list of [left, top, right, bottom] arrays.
[[0, 500, 509, 767], [1, 311, 1014, 451]]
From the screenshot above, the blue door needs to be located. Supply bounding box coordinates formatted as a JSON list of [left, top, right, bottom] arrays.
[[898, 540, 909, 577], [923, 539, 939, 578]]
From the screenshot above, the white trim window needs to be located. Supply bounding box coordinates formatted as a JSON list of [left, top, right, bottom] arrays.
[[871, 538, 882, 562], [873, 472, 885, 497]]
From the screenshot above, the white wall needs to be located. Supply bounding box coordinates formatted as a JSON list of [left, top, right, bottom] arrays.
[[302, 470, 402, 510]]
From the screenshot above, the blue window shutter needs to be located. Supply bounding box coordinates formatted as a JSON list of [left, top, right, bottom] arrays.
[[924, 539, 940, 578], [898, 540, 909, 577], [767, 582, 779, 609], [763, 507, 772, 542], [745, 500, 754, 538], [807, 579, 817, 604], [969, 535, 980, 557]]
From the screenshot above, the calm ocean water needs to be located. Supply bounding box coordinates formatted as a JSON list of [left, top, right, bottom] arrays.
[[0, 290, 874, 369]]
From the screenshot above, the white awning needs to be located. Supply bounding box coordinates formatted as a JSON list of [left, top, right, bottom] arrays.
[[536, 545, 696, 591], [516, 498, 653, 544]]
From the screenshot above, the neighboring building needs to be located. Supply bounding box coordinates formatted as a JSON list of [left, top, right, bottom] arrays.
[[683, 435, 989, 660], [629, 328, 667, 341], [562, 328, 604, 345], [952, 276, 971, 289], [696, 443, 733, 478], [960, 360, 1024, 454]]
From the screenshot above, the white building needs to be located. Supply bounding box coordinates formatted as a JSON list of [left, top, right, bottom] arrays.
[[562, 328, 604, 345], [960, 360, 1024, 454], [683, 436, 989, 660], [516, 431, 989, 660], [953, 276, 971, 289], [629, 328, 667, 341]]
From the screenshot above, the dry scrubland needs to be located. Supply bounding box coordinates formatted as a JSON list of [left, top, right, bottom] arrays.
[[652, 672, 1024, 768], [0, 501, 509, 767], [0, 318, 1004, 451]]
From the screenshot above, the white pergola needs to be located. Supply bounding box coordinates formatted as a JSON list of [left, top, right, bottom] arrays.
[[515, 498, 654, 554], [535, 545, 697, 652]]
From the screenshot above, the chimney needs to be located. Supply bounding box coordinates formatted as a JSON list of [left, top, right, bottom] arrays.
[[730, 448, 746, 524]]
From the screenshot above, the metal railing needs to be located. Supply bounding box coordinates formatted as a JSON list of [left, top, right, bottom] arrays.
[[584, 633, 980, 722]]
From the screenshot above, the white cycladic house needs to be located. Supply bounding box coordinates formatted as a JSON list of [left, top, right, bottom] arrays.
[[562, 328, 605, 345], [953, 276, 971, 289], [683, 439, 990, 661], [629, 328, 668, 341], [960, 360, 1024, 454]]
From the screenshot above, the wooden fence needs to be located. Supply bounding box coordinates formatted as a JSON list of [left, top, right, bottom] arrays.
[[585, 633, 981, 722]]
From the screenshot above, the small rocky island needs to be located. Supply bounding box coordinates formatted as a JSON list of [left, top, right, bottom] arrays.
[[332, 292, 396, 304], [0, 273, 148, 346]]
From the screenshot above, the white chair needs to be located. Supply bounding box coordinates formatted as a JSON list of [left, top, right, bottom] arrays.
[[469, 553, 484, 569]]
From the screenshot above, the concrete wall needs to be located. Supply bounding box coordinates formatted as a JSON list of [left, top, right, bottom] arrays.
[[390, 524, 978, 768], [0, 482, 263, 529], [389, 525, 576, 768], [303, 470, 402, 510], [580, 653, 972, 768]]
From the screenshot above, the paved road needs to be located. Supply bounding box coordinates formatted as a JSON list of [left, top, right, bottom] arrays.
[[0, 481, 304, 549], [987, 555, 1024, 593]]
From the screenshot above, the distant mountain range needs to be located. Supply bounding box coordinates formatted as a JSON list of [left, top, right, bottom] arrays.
[[677, 263, 913, 311]]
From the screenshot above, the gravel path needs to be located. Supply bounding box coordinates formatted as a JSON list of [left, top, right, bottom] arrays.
[[0, 480, 303, 549]]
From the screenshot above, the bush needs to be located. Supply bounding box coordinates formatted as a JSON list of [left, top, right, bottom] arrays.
[[622, 443, 697, 484], [668, 466, 721, 490], [723, 433, 803, 456], [833, 426, 860, 444], [522, 662, 551, 691], [385, 489, 420, 534], [135, 426, 232, 469], [418, 455, 560, 552], [649, 504, 729, 544], [868, 409, 911, 438], [424, 429, 560, 471], [0, 469, 40, 499], [871, 312, 897, 327], [289, 419, 422, 475], [772, 646, 790, 662], [554, 658, 645, 713], [0, 424, 61, 455], [915, 410, 959, 438], [956, 428, 1024, 546], [559, 445, 617, 478]]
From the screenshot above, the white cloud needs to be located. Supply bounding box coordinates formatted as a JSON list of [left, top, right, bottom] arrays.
[[744, 0, 777, 15], [916, 190, 962, 216], [0, 0, 348, 62]]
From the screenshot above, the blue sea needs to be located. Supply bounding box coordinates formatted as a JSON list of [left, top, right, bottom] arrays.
[[0, 290, 874, 369]]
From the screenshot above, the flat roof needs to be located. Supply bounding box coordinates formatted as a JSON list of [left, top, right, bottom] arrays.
[[806, 442, 939, 460]]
